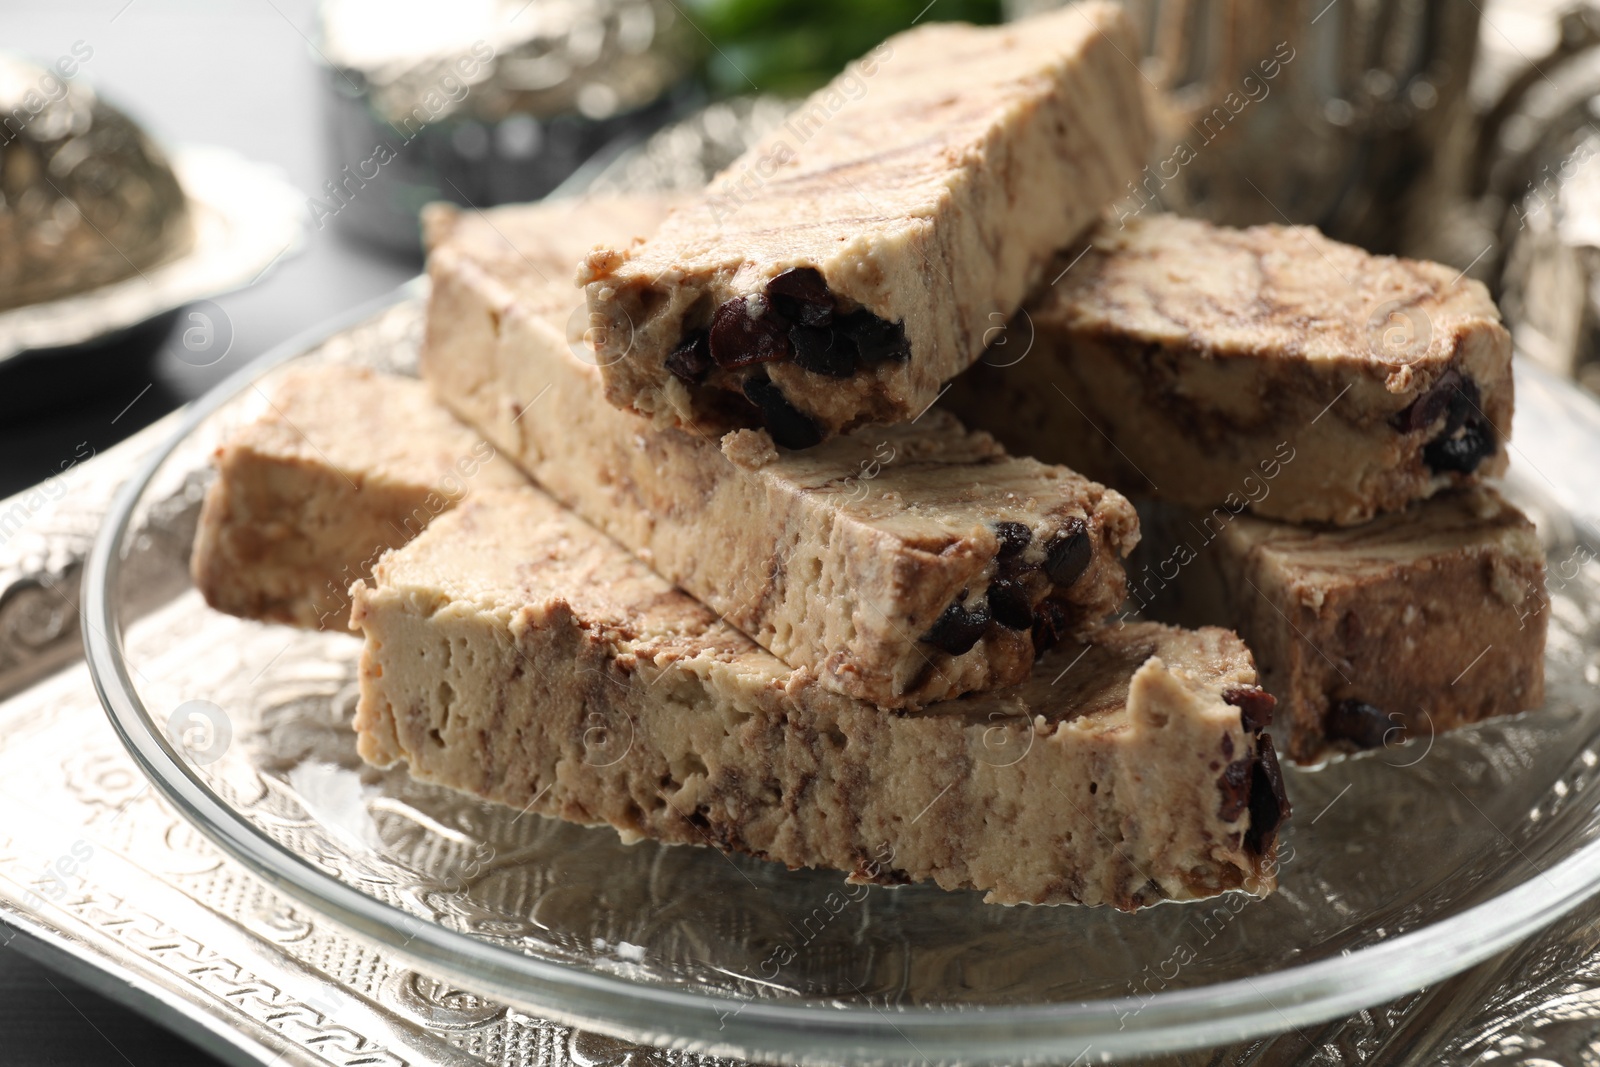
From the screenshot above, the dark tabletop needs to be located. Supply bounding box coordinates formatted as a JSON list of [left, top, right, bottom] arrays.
[[2, 1, 413, 1061]]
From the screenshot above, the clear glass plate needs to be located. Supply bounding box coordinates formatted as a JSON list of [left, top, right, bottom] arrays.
[[84, 291, 1600, 1065]]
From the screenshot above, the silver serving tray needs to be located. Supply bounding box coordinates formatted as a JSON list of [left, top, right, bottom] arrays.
[[0, 282, 1584, 1063]]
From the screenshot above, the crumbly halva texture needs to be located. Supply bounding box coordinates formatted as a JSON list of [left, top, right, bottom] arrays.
[[578, 3, 1150, 445], [190, 365, 526, 629], [352, 487, 1287, 909], [1136, 488, 1547, 764], [945, 213, 1515, 526], [424, 197, 1140, 710]]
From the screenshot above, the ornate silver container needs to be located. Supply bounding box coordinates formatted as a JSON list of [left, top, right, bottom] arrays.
[[314, 0, 701, 254]]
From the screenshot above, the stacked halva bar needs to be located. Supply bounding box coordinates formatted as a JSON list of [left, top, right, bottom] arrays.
[[199, 363, 1279, 909], [945, 215, 1548, 764], [191, 0, 1545, 907]]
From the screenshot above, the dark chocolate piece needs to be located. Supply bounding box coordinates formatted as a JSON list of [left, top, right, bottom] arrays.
[[1223, 686, 1276, 732], [790, 325, 858, 378], [1043, 520, 1092, 587], [742, 373, 822, 450], [1417, 376, 1496, 475], [1390, 368, 1462, 434], [986, 578, 1034, 631], [1218, 758, 1251, 821], [766, 267, 834, 327], [1424, 415, 1495, 473], [1245, 735, 1289, 855], [665, 332, 712, 384], [923, 600, 992, 656], [994, 520, 1033, 558], [710, 297, 791, 369], [837, 309, 911, 364]]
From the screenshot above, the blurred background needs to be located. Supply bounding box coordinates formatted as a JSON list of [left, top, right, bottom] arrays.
[[6, 0, 1600, 496], [1, 0, 1598, 1060]]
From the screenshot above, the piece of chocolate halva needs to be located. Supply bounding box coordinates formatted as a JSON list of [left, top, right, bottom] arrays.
[[946, 214, 1515, 525], [579, 3, 1150, 444], [190, 365, 524, 629], [192, 365, 1286, 908], [425, 198, 1139, 709], [1134, 488, 1546, 764], [352, 487, 1286, 909]]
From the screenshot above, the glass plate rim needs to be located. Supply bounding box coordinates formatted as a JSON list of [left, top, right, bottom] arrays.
[[80, 280, 1600, 1065]]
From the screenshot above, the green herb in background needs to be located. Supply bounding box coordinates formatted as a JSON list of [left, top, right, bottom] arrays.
[[685, 0, 1004, 97]]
